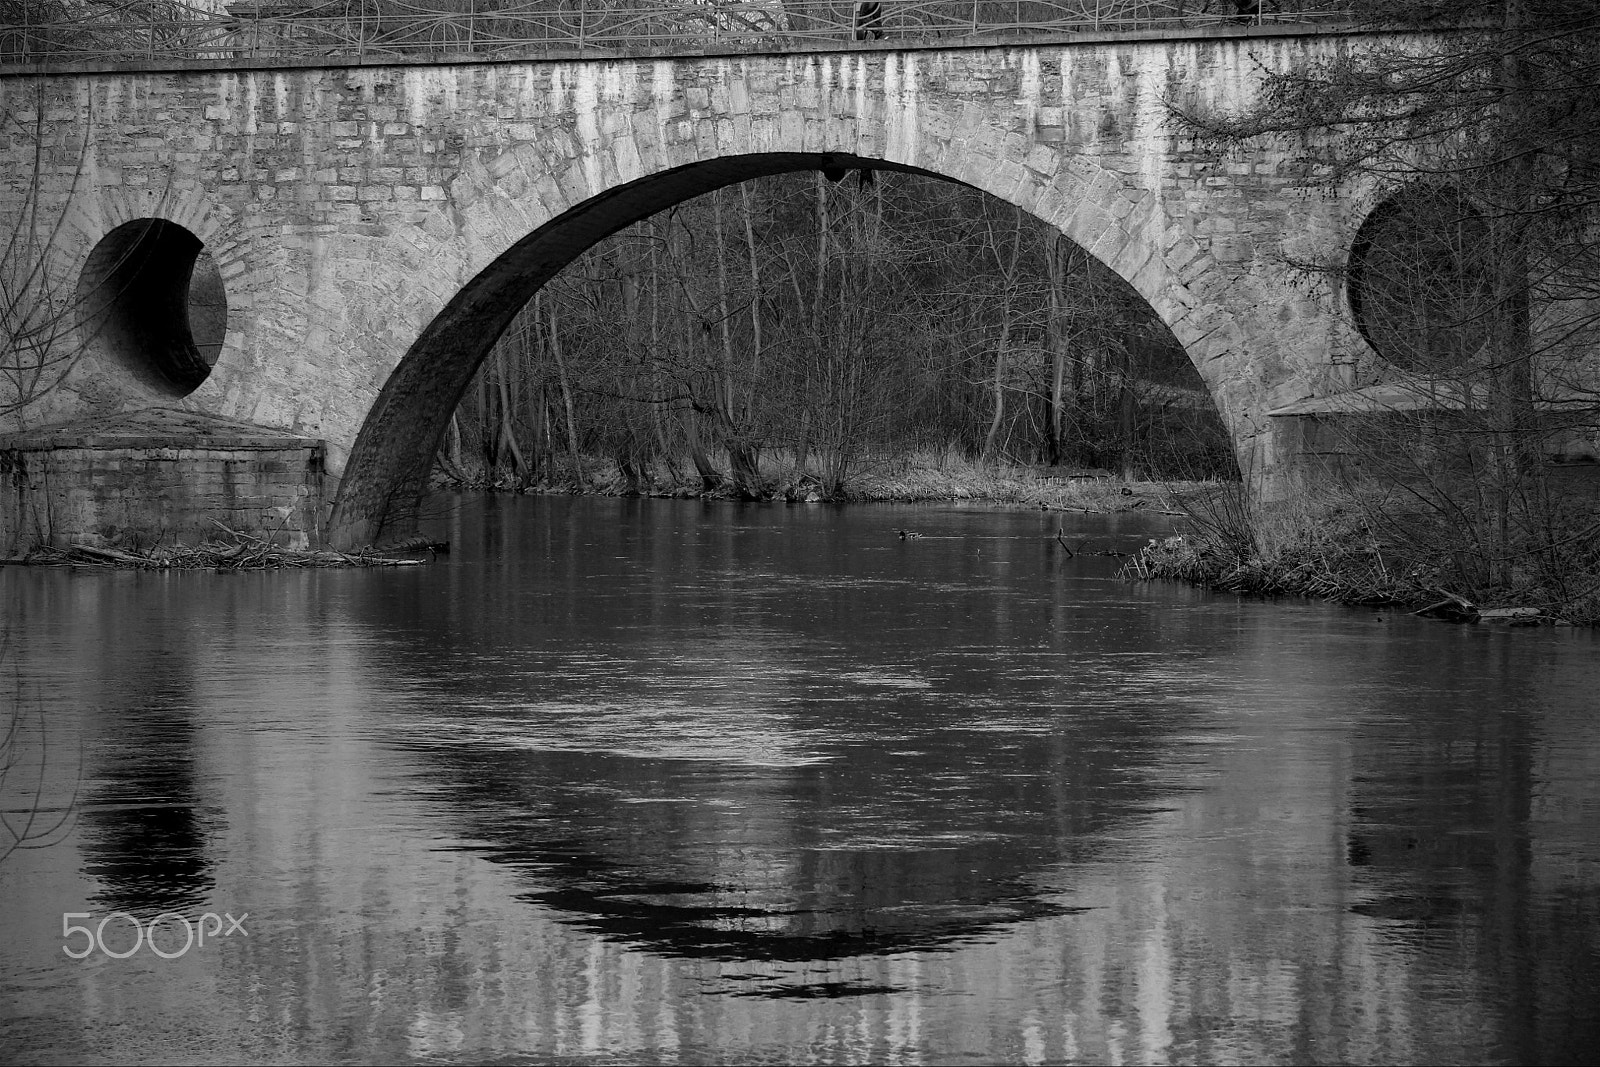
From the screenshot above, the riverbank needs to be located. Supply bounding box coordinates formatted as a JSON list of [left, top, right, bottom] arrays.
[[439, 448, 1207, 515], [1119, 487, 1599, 627]]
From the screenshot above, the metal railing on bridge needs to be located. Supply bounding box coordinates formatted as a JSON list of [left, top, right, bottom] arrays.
[[1, 1, 1356, 66]]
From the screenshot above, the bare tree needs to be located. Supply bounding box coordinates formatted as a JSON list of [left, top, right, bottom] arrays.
[[1, 84, 96, 419]]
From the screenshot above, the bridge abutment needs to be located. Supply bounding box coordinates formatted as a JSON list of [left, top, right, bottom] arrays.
[[0, 409, 327, 555]]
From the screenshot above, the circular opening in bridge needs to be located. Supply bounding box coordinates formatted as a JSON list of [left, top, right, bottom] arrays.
[[1347, 186, 1494, 376], [77, 219, 227, 396]]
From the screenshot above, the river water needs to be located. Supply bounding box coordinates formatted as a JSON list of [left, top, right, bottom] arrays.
[[2, 494, 1598, 1065]]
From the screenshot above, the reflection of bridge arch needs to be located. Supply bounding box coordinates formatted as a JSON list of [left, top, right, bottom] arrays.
[[400, 672, 1183, 965]]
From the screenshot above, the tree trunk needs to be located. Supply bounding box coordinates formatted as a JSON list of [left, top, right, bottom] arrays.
[[495, 342, 527, 485], [1046, 234, 1069, 466], [713, 190, 761, 498], [645, 224, 682, 483], [1487, 0, 1540, 581], [982, 213, 1023, 466], [740, 181, 763, 414], [688, 413, 723, 492], [1118, 381, 1137, 482], [983, 326, 1008, 464], [793, 407, 812, 479], [477, 356, 498, 473], [798, 172, 828, 475], [544, 293, 584, 489], [527, 378, 545, 484]]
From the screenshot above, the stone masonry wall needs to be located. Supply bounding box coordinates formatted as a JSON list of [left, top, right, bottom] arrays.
[[0, 29, 1430, 543], [0, 443, 326, 554]]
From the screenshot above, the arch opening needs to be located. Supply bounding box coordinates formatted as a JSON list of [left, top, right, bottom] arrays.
[[329, 154, 1227, 548], [77, 218, 227, 397]]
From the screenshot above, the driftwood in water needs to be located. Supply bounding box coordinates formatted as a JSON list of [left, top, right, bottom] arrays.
[[1411, 591, 1478, 623], [29, 524, 434, 570]]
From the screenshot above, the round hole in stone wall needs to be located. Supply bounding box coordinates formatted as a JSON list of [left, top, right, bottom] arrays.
[[1347, 186, 1495, 376], [77, 219, 227, 396]]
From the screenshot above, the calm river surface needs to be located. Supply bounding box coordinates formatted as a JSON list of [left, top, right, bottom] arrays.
[[3, 495, 1598, 1064]]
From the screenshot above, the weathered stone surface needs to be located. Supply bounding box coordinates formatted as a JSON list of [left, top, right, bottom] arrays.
[[0, 30, 1429, 546], [0, 409, 325, 552]]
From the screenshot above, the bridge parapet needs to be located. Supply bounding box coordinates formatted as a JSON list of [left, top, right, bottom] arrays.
[[2, 1, 1356, 68]]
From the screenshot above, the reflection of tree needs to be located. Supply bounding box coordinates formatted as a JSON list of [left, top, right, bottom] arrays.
[[0, 629, 78, 866]]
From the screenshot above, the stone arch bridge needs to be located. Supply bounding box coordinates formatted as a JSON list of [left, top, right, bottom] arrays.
[[1, 26, 1417, 548]]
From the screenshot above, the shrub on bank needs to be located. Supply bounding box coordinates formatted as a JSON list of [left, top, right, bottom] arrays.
[[1123, 484, 1600, 626]]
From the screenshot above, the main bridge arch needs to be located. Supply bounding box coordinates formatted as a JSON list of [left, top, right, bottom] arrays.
[[334, 143, 1219, 547], [2, 35, 1383, 547]]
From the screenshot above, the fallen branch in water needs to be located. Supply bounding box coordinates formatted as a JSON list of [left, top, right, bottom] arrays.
[[1411, 590, 1477, 623], [26, 525, 433, 570]]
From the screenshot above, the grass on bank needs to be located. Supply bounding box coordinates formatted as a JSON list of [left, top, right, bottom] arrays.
[[438, 446, 1206, 514]]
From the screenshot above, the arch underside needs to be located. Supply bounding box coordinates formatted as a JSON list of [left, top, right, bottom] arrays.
[[328, 150, 1244, 548], [330, 152, 972, 547]]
